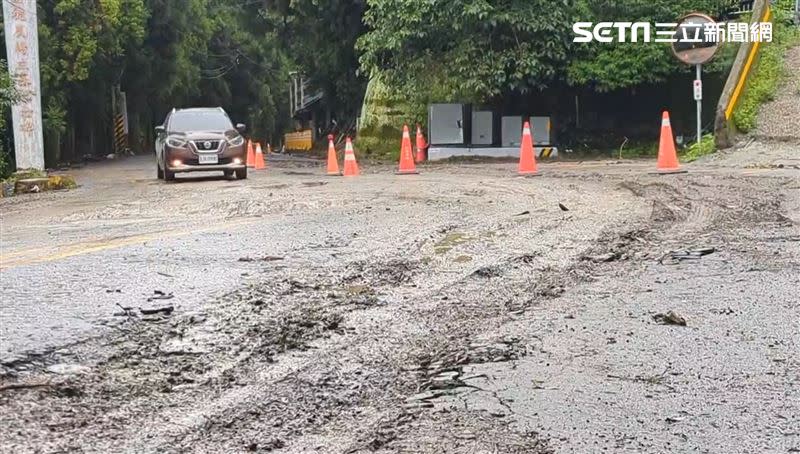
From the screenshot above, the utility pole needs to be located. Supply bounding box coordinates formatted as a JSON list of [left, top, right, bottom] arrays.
[[694, 64, 703, 144], [2, 0, 45, 170]]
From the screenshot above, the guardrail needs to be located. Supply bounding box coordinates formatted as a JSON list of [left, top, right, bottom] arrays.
[[713, 0, 771, 148]]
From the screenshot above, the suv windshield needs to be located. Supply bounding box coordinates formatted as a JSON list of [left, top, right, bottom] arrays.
[[169, 111, 233, 132]]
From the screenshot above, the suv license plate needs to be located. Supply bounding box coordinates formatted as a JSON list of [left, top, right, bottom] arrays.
[[199, 154, 218, 165]]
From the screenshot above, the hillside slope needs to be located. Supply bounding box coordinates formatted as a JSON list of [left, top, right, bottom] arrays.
[[754, 44, 800, 142]]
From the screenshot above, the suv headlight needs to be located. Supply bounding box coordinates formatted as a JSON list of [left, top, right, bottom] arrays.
[[227, 134, 245, 147], [166, 136, 187, 148]]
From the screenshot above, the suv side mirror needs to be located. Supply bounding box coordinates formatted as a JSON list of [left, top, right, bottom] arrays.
[[236, 123, 246, 133], [155, 125, 165, 134]]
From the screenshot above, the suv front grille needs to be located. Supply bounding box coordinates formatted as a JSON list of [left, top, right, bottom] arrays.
[[193, 140, 221, 151]]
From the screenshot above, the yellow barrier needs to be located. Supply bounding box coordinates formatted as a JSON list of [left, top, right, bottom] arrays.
[[714, 0, 773, 148], [725, 7, 773, 120], [284, 130, 313, 151]]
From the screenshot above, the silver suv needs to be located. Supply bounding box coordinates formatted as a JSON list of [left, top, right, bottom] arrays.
[[155, 107, 248, 181]]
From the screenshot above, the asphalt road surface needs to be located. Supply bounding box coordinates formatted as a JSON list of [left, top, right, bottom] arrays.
[[1, 150, 798, 453]]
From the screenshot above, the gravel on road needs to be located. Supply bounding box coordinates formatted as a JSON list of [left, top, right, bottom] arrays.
[[0, 150, 797, 453]]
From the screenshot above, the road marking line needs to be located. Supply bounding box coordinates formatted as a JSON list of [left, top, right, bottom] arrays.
[[0, 218, 260, 270]]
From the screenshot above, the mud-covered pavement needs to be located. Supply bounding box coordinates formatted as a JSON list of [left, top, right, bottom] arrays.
[[1, 152, 798, 453]]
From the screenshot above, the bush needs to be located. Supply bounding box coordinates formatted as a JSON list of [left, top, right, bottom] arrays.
[[0, 152, 11, 179], [0, 59, 22, 179], [682, 134, 716, 162], [47, 175, 77, 190], [732, 5, 800, 132]]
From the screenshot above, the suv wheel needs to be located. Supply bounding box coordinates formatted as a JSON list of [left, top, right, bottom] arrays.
[[163, 160, 176, 182], [235, 167, 247, 180]]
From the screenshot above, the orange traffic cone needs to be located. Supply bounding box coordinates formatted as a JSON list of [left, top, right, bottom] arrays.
[[397, 124, 419, 175], [656, 112, 685, 174], [326, 134, 340, 176], [246, 140, 255, 167], [518, 121, 538, 176], [415, 124, 428, 163], [254, 142, 266, 170], [343, 137, 360, 177]]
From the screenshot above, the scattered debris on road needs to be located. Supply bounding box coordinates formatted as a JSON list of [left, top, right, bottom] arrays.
[[0, 380, 52, 393], [146, 290, 174, 302], [653, 311, 687, 326], [471, 265, 503, 278], [45, 363, 90, 375], [583, 252, 619, 263], [114, 303, 135, 317], [238, 256, 284, 263], [659, 247, 716, 265], [3, 152, 798, 453], [139, 304, 175, 316]]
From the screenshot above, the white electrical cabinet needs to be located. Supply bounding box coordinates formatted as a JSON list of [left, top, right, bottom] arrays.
[[471, 111, 493, 145], [428, 104, 465, 145], [501, 116, 522, 147]]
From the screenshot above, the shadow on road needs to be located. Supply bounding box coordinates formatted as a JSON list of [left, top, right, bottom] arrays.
[[168, 173, 241, 184]]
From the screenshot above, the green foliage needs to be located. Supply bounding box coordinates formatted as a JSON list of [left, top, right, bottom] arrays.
[[682, 134, 715, 162], [732, 5, 800, 132], [41, 0, 148, 84], [567, 0, 737, 91], [0, 152, 10, 179], [35, 0, 150, 157], [283, 0, 367, 120], [359, 0, 574, 102], [618, 141, 657, 159], [0, 59, 24, 178], [359, 0, 737, 101], [43, 99, 67, 135], [357, 74, 418, 158], [4, 0, 296, 164], [2, 0, 781, 166]]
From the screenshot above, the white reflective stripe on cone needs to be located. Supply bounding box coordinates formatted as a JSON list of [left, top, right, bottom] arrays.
[[662, 119, 671, 127]]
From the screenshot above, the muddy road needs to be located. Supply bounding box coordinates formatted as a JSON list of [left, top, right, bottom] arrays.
[[1, 152, 798, 453]]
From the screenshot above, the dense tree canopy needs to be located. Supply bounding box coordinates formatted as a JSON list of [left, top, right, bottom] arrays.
[[359, 0, 738, 96], [282, 0, 367, 122], [567, 0, 737, 91], [1, 0, 745, 168], [359, 0, 574, 101], [0, 58, 23, 175]]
